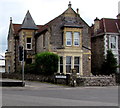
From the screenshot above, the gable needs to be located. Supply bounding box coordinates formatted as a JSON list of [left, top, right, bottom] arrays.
[[62, 7, 78, 17]]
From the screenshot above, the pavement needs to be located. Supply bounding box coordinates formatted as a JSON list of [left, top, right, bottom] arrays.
[[1, 78, 119, 107]]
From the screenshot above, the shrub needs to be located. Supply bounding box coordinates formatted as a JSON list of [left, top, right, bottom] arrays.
[[24, 63, 37, 74], [35, 52, 59, 76], [101, 50, 117, 75]]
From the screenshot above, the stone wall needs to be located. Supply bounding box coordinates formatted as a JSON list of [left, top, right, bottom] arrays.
[[79, 75, 116, 86], [2, 73, 117, 86], [91, 36, 105, 74]]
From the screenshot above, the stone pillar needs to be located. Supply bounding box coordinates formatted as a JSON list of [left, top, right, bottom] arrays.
[[80, 54, 83, 76], [71, 56, 74, 69], [63, 56, 66, 74], [57, 59, 60, 73]]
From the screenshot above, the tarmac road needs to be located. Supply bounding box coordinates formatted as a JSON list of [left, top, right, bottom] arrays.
[[1, 79, 119, 107]]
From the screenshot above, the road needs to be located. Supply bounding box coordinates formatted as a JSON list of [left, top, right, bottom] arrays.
[[1, 79, 119, 106]]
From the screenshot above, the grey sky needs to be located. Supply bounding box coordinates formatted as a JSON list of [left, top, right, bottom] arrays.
[[0, 0, 119, 55]]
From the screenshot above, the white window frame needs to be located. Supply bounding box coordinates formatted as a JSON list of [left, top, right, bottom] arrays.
[[26, 37, 32, 50], [109, 36, 117, 49], [74, 32, 80, 46], [66, 32, 72, 46], [66, 56, 72, 73]]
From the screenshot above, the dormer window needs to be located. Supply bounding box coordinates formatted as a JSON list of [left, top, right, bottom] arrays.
[[26, 37, 32, 50]]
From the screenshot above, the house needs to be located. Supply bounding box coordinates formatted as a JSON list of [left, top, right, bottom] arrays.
[[0, 54, 5, 73], [5, 2, 91, 76], [91, 14, 120, 74]]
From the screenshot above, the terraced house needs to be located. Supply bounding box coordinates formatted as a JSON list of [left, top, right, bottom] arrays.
[[5, 2, 91, 76]]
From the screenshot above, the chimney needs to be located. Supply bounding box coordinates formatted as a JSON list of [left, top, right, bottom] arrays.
[[10, 17, 12, 23], [117, 1, 120, 19], [76, 8, 80, 16], [76, 8, 79, 14], [94, 17, 100, 33]]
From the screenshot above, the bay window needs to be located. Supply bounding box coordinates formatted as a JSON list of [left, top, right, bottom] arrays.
[[74, 57, 80, 73], [65, 31, 80, 46], [66, 56, 71, 73], [66, 32, 72, 46], [74, 32, 80, 46]]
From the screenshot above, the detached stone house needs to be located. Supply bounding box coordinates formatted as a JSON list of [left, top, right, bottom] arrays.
[[5, 2, 91, 76], [91, 14, 120, 73]]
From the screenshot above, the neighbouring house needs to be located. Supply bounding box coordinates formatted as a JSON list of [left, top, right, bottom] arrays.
[[5, 2, 91, 76], [0, 54, 5, 73], [91, 14, 120, 74]]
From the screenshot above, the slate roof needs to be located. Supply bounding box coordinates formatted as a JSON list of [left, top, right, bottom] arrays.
[[21, 11, 38, 30], [36, 5, 85, 36], [91, 18, 120, 36], [12, 24, 43, 35], [12, 4, 88, 36]]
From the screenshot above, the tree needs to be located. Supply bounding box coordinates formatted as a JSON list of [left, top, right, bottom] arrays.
[[35, 52, 59, 76], [101, 50, 117, 75]]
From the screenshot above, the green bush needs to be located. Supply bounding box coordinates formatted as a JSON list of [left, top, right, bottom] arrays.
[[25, 63, 37, 74], [35, 52, 59, 76], [101, 50, 117, 75]]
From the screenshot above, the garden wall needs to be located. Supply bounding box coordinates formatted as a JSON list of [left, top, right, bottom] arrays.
[[1, 73, 117, 86], [77, 75, 116, 86]]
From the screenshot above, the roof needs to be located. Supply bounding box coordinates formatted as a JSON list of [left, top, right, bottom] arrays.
[[21, 11, 38, 30], [11, 3, 89, 36], [13, 24, 21, 35], [12, 24, 43, 35], [92, 18, 120, 36], [36, 5, 87, 36], [103, 18, 120, 33]]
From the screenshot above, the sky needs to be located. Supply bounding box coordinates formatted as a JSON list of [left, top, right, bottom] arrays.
[[0, 0, 120, 56]]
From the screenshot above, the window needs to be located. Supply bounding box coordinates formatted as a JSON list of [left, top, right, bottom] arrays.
[[66, 56, 71, 73], [66, 32, 72, 46], [60, 56, 63, 73], [74, 32, 80, 46], [26, 37, 32, 50], [110, 36, 116, 49], [74, 57, 80, 73], [65, 31, 80, 46]]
